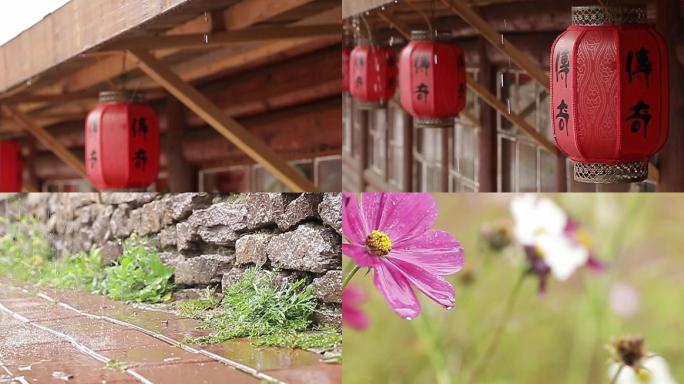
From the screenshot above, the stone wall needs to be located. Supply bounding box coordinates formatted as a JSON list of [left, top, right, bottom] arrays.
[[18, 193, 342, 326]]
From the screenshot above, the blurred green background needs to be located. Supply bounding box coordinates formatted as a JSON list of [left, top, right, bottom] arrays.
[[343, 194, 684, 383]]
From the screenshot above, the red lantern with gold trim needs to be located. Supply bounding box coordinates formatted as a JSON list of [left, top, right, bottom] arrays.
[[0, 141, 22, 192], [85, 91, 160, 190], [550, 5, 669, 183], [342, 47, 352, 92], [349, 40, 398, 108], [399, 30, 467, 129]]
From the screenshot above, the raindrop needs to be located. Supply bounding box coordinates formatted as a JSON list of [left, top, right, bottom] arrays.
[[445, 306, 453, 310], [405, 317, 413, 321]]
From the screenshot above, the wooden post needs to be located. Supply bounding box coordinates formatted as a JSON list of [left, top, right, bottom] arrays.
[[164, 95, 196, 192], [359, 109, 370, 191], [404, 114, 414, 192], [478, 38, 498, 192], [128, 49, 317, 192], [441, 128, 450, 192], [656, 0, 684, 191]]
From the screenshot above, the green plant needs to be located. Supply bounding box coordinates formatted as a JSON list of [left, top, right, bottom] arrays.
[[181, 267, 339, 349], [0, 216, 54, 282], [102, 235, 173, 303], [39, 247, 106, 292]]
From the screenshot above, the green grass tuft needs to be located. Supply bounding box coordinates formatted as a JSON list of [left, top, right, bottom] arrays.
[[180, 267, 340, 350], [101, 235, 174, 303]]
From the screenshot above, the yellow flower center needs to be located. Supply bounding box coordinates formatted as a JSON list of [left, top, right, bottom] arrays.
[[575, 228, 593, 248], [366, 230, 392, 256], [637, 368, 651, 382]]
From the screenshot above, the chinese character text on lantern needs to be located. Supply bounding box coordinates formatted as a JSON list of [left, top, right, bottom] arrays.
[[85, 91, 160, 190], [550, 5, 669, 183], [349, 39, 398, 108], [0, 141, 22, 192], [399, 30, 467, 129]]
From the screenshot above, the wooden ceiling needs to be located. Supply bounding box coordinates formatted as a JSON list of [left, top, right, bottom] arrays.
[[0, 0, 341, 136]]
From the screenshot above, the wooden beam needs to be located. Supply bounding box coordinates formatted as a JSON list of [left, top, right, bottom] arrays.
[[18, 0, 322, 96], [104, 25, 341, 51], [0, 0, 199, 93], [223, 0, 317, 30], [440, 0, 550, 90], [466, 76, 558, 155], [343, 0, 390, 18], [128, 49, 317, 192], [2, 106, 87, 180]]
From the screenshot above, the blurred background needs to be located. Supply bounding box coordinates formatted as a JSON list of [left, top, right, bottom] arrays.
[[343, 194, 684, 383]]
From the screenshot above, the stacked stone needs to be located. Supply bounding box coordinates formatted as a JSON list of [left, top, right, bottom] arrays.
[[26, 192, 342, 327]]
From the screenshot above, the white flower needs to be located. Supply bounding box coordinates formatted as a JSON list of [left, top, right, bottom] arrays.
[[535, 233, 588, 281], [609, 356, 677, 384], [511, 195, 589, 281], [511, 195, 567, 245]]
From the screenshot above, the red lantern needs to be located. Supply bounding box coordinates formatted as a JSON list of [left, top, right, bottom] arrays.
[[551, 5, 669, 183], [350, 40, 397, 108], [0, 141, 22, 192], [342, 47, 352, 92], [85, 91, 160, 190], [399, 31, 467, 129]]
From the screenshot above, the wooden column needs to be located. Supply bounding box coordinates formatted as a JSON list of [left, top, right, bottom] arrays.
[[656, 0, 684, 191], [441, 128, 450, 192], [164, 95, 195, 192], [403, 114, 414, 192], [477, 38, 498, 192], [24, 137, 41, 192], [359, 109, 370, 191]]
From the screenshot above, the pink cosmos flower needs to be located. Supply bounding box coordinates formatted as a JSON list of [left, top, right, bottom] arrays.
[[342, 286, 369, 330], [342, 193, 464, 319]]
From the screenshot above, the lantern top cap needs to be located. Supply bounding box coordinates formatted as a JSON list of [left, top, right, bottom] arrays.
[[410, 30, 454, 41], [571, 5, 647, 26], [98, 91, 146, 104]]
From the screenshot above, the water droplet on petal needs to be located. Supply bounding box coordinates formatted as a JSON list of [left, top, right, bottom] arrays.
[[405, 316, 413, 321], [445, 306, 453, 310]]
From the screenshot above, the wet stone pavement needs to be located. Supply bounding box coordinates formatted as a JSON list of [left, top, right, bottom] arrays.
[[0, 280, 340, 384]]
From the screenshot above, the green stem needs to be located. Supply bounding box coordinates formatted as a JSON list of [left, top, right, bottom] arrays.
[[610, 365, 624, 384], [467, 272, 526, 384], [342, 266, 361, 290], [412, 314, 451, 384]]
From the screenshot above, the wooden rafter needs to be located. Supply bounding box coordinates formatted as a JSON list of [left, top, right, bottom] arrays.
[[128, 49, 317, 192], [466, 77, 557, 154], [2, 106, 88, 180], [439, 0, 549, 90], [104, 24, 341, 51]]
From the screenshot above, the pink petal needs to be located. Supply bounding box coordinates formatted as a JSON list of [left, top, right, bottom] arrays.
[[343, 286, 369, 330], [373, 262, 421, 319], [388, 258, 455, 309], [392, 230, 464, 275], [362, 193, 438, 242], [342, 193, 368, 244], [342, 244, 379, 267], [586, 255, 605, 272], [343, 306, 369, 330]]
